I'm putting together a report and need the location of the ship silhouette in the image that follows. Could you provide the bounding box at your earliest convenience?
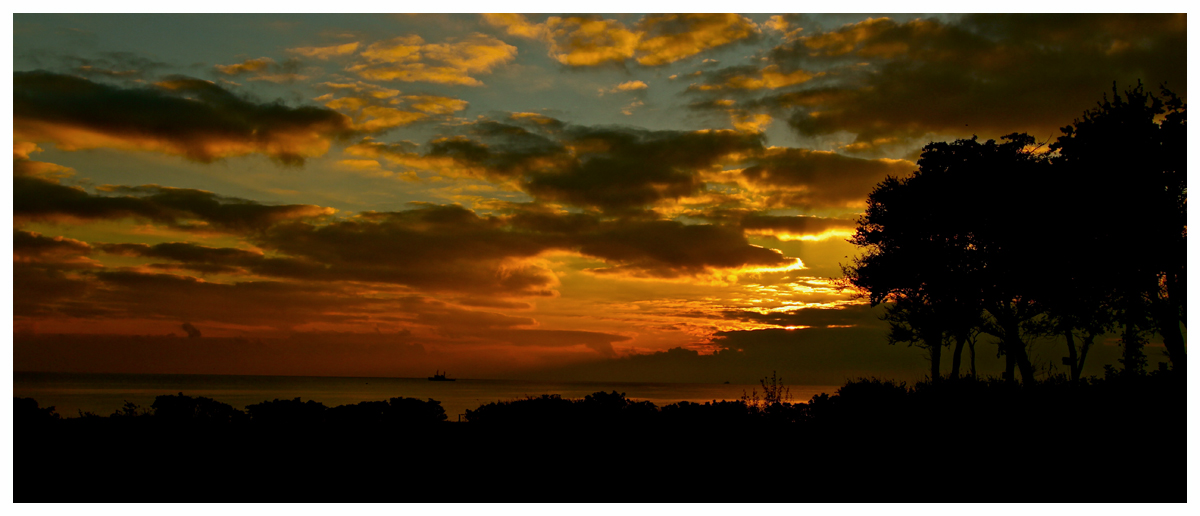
[427,370,456,382]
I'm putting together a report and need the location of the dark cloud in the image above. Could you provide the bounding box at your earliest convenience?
[694,14,1186,150]
[524,126,763,211]
[14,71,354,164]
[736,148,915,210]
[740,214,857,235]
[487,329,629,357]
[720,303,887,329]
[524,324,1135,386]
[98,242,264,266]
[14,332,428,377]
[364,118,767,212]
[256,204,560,296]
[62,51,168,80]
[14,230,93,262]
[571,218,793,277]
[524,326,924,384]
[692,209,859,238]
[13,177,334,232]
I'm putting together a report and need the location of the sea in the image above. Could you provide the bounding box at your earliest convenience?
[13,371,839,421]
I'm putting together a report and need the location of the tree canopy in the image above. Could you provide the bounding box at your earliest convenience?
[843,83,1186,383]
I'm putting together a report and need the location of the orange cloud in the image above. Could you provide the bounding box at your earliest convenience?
[599,80,648,95]
[634,13,760,66]
[350,33,517,86]
[288,42,360,59]
[214,57,274,75]
[486,14,759,67]
[316,87,468,133]
[691,65,820,91]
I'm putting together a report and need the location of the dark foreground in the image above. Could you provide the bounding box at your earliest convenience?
[15,374,1184,502]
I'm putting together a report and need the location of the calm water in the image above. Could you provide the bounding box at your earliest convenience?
[13,372,838,420]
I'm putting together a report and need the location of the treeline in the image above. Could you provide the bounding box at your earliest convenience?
[15,370,1181,432]
[14,372,1183,501]
[15,392,449,428]
[843,83,1186,383]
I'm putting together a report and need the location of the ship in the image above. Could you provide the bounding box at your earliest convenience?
[427,370,456,382]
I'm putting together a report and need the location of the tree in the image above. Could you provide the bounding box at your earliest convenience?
[844,83,1185,383]
[1050,82,1186,376]
[844,134,1045,383]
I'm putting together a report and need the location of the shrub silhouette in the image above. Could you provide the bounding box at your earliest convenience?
[324,397,447,426]
[151,392,246,425]
[245,397,328,426]
[465,391,660,426]
[14,397,60,425]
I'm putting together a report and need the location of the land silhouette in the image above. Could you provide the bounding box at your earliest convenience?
[13,85,1184,502]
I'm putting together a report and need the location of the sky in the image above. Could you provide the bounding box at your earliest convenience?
[9,11,1187,383]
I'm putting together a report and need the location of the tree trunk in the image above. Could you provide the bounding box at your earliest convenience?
[1000,317,1035,384]
[1064,328,1080,382]
[1009,334,1035,384]
[950,332,966,379]
[1078,333,1095,379]
[924,327,942,382]
[1153,298,1186,375]
[1004,351,1015,381]
[969,336,977,378]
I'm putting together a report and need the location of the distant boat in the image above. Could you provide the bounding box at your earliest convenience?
[428,370,456,382]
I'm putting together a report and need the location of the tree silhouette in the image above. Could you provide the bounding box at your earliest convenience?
[844,83,1185,382]
[1049,82,1186,376]
[844,134,1045,383]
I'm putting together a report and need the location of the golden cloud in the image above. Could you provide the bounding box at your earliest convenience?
[544,16,640,66]
[214,57,275,75]
[600,80,649,95]
[316,87,468,132]
[634,13,760,66]
[486,14,759,67]
[350,33,517,86]
[288,42,361,59]
[692,65,820,91]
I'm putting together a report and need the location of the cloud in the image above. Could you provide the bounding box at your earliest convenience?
[72,198,801,288]
[349,33,517,86]
[214,57,275,75]
[60,51,168,80]
[13,142,75,181]
[14,71,354,164]
[14,230,96,266]
[720,303,885,329]
[14,177,335,232]
[731,147,915,210]
[566,218,796,278]
[688,64,820,92]
[485,14,759,67]
[486,329,629,357]
[541,16,641,67]
[633,13,760,66]
[599,80,648,95]
[761,14,806,41]
[254,204,561,296]
[695,209,859,241]
[351,115,915,213]
[386,117,766,212]
[312,82,468,133]
[526,325,933,385]
[743,14,1187,147]
[288,42,360,59]
[14,332,427,377]
[213,57,311,83]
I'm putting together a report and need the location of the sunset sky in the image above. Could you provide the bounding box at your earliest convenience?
[11,12,1187,383]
